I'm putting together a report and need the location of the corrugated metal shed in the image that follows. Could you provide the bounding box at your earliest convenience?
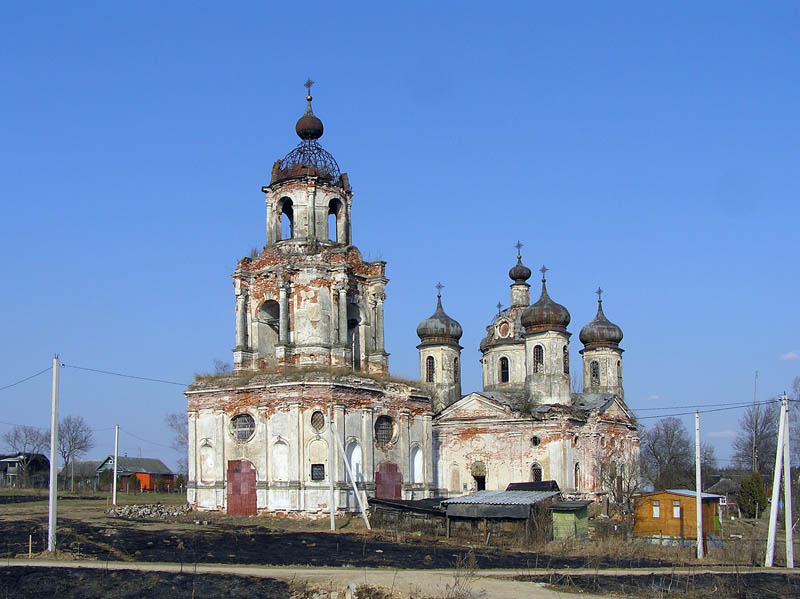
[443,490,559,519]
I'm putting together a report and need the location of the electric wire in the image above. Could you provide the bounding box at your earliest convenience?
[61,363,189,387]
[119,427,174,450]
[0,366,52,392]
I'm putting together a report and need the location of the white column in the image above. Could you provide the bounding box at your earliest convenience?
[338,288,348,345]
[375,296,385,353]
[279,286,289,345]
[235,293,247,349]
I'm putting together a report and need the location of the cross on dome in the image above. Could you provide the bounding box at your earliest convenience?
[304,77,314,100]
[596,287,603,302]
[515,240,523,258]
[496,301,503,314]
[436,282,444,297]
[540,265,548,281]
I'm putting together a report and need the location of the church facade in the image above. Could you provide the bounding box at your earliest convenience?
[185,86,638,514]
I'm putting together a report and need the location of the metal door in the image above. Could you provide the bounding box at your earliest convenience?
[227,459,257,516]
[375,462,402,500]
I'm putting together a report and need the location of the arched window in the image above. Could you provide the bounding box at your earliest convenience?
[426,356,435,383]
[345,441,362,483]
[574,463,581,490]
[410,446,424,484]
[562,345,569,374]
[280,199,294,240]
[616,360,622,386]
[328,198,341,242]
[453,357,460,383]
[590,360,600,386]
[530,463,543,482]
[533,345,544,374]
[499,357,509,383]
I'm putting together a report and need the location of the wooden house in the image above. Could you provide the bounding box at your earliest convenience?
[634,489,722,547]
[0,453,50,488]
[96,456,175,492]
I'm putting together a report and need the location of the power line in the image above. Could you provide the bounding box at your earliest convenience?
[635,399,780,420]
[62,364,188,387]
[634,400,768,411]
[0,366,52,392]
[119,427,174,450]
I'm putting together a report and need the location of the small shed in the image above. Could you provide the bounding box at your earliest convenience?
[442,490,559,544]
[634,489,722,547]
[550,500,592,539]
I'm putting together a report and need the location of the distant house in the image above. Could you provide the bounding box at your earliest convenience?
[0,453,50,488]
[706,478,739,517]
[634,489,722,548]
[96,456,175,492]
[58,460,101,490]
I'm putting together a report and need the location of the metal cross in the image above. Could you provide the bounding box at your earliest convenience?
[596,287,603,301]
[436,282,444,296]
[540,265,548,280]
[514,240,523,257]
[304,77,314,93]
[496,301,503,314]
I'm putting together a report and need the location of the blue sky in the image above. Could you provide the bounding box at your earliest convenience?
[1,2,798,470]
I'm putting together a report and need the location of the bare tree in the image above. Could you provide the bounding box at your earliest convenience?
[2,425,50,487]
[213,359,232,375]
[598,449,642,511]
[58,415,95,491]
[731,401,779,473]
[640,417,694,490]
[165,413,188,475]
[790,377,800,468]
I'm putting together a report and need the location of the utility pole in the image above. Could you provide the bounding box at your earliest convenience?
[47,355,60,553]
[327,408,335,531]
[695,411,704,559]
[765,394,787,567]
[330,414,371,530]
[753,371,759,472]
[783,395,794,568]
[112,425,119,506]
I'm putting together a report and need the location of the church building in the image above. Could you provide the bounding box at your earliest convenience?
[185,84,638,514]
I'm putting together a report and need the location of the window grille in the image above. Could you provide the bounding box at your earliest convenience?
[563,345,569,374]
[533,345,544,373]
[311,411,325,432]
[531,463,543,482]
[311,464,325,481]
[231,414,255,442]
[374,416,393,446]
[590,361,600,386]
[426,356,435,383]
[617,360,622,386]
[499,357,509,383]
[453,357,459,383]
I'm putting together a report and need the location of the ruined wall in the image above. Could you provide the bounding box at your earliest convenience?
[186,375,435,513]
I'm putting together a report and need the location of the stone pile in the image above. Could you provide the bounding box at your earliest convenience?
[106,503,191,520]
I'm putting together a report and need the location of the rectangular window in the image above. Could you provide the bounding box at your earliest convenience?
[311,464,325,481]
[673,501,681,518]
[652,500,660,518]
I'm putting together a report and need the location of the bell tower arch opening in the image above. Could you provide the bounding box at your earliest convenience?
[279,198,294,240]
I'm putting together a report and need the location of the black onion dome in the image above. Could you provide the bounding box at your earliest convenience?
[521,268,570,332]
[417,295,463,343]
[509,257,532,284]
[579,296,623,348]
[295,95,324,140]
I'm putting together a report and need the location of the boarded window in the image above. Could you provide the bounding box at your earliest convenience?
[311,464,325,481]
[499,357,509,382]
[533,345,544,373]
[374,416,393,446]
[426,356,435,382]
[652,500,660,518]
[311,410,325,431]
[231,414,255,442]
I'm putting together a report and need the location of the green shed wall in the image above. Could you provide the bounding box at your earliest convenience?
[552,509,588,539]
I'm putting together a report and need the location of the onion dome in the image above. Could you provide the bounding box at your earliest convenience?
[520,266,571,332]
[508,241,532,284]
[295,94,324,140]
[579,288,623,348]
[417,284,463,345]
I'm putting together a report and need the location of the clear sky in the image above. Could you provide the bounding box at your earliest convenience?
[1,2,798,471]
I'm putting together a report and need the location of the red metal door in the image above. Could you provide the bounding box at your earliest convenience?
[375,462,402,500]
[227,460,257,516]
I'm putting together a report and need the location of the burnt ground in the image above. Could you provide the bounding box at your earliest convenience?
[0,517,673,570]
[0,567,291,599]
[519,572,800,599]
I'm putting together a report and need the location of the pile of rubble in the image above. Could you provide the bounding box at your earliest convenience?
[106,503,191,521]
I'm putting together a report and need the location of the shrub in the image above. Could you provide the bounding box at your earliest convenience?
[738,472,767,518]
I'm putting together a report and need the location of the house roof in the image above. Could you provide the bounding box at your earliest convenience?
[442,490,559,506]
[639,489,723,500]
[506,481,560,492]
[58,460,101,478]
[550,500,593,511]
[98,456,173,475]
[706,478,739,494]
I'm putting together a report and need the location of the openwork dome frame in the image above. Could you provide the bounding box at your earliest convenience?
[275,139,341,183]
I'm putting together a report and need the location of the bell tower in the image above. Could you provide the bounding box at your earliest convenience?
[233,81,388,374]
